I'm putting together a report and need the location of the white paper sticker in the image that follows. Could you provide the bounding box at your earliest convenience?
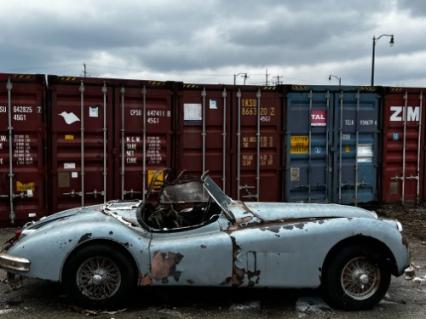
[71,172,79,178]
[89,106,99,118]
[209,99,218,109]
[184,103,202,121]
[28,212,37,218]
[64,162,76,169]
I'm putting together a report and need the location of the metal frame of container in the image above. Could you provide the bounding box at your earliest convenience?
[0,73,46,225]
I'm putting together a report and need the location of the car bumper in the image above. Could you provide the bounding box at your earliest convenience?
[0,253,31,272]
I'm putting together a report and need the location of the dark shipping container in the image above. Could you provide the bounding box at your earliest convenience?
[113,79,174,200]
[381,87,424,203]
[285,85,380,205]
[231,86,283,201]
[0,74,46,224]
[48,76,115,213]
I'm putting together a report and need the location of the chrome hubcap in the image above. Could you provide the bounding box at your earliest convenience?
[76,256,121,300]
[340,256,381,301]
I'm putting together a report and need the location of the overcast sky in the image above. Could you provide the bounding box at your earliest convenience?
[1,0,425,86]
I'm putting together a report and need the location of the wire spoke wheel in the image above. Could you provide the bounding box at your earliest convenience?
[76,256,122,301]
[340,256,381,301]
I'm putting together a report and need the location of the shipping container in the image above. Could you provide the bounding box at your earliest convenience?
[285,85,380,205]
[113,79,174,200]
[381,87,424,203]
[48,76,115,213]
[0,73,46,225]
[176,83,230,191]
[231,86,283,201]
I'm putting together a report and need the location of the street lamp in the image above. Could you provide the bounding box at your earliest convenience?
[371,34,394,86]
[233,73,248,85]
[328,74,342,86]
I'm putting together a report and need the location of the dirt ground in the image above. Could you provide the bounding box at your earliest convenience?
[0,206,425,319]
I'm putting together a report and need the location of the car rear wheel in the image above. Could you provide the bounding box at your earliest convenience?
[322,244,391,310]
[63,244,136,308]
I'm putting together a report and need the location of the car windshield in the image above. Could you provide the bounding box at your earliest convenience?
[137,172,234,231]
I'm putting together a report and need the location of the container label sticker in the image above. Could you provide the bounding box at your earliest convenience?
[184,103,202,121]
[392,132,399,141]
[64,162,76,169]
[290,135,309,154]
[290,167,300,182]
[59,111,80,125]
[71,172,78,178]
[89,106,99,118]
[390,106,420,122]
[357,144,373,163]
[14,134,33,165]
[311,110,326,126]
[147,169,164,188]
[58,172,70,188]
[342,134,351,141]
[16,181,35,192]
[209,99,218,109]
[28,212,37,218]
[64,134,74,141]
[344,145,351,153]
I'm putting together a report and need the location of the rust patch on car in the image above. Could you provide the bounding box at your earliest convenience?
[78,233,92,244]
[140,251,184,286]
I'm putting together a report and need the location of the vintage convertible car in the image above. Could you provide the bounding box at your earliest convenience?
[0,172,409,310]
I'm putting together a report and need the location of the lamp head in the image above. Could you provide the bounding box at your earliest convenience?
[389,34,395,47]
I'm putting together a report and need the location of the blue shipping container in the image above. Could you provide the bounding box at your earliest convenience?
[284,86,380,204]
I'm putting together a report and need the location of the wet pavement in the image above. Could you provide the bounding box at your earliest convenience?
[0,214,425,319]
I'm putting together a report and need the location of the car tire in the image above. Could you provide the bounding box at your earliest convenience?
[322,244,391,310]
[63,244,137,308]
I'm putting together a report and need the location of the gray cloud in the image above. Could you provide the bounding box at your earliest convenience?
[0,0,425,86]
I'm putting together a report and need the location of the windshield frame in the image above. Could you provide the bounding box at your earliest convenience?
[201,175,236,223]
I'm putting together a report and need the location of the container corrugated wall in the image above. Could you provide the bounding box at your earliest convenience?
[0,74,46,224]
[176,84,230,190]
[285,85,380,204]
[231,86,283,201]
[48,76,115,213]
[113,80,174,200]
[382,87,424,203]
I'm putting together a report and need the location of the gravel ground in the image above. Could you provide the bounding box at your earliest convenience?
[0,207,425,319]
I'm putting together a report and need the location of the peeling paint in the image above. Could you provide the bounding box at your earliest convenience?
[77,232,92,244]
[140,251,184,285]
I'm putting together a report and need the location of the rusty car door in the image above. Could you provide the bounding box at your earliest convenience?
[142,219,233,286]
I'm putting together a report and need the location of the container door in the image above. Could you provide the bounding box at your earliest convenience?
[177,85,230,192]
[114,82,173,200]
[49,77,114,213]
[382,89,424,203]
[0,74,46,225]
[285,90,333,202]
[333,90,379,204]
[232,87,282,202]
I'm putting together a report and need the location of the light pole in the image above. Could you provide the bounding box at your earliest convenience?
[233,73,248,85]
[328,74,342,86]
[371,34,394,86]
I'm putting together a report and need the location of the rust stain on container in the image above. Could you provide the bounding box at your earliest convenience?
[381,87,424,203]
[0,73,46,225]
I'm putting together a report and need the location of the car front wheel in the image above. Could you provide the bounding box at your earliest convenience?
[63,244,136,308]
[322,244,391,310]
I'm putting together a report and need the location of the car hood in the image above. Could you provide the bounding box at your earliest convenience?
[25,201,141,231]
[228,201,377,224]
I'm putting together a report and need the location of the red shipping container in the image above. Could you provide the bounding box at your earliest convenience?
[176,84,231,192]
[0,74,46,225]
[231,86,283,201]
[48,76,115,213]
[113,80,174,200]
[382,87,424,203]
